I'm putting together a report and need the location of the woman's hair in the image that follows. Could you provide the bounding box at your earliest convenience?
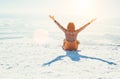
[67,22,75,32]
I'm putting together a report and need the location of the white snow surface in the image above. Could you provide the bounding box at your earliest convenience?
[0,18,120,79]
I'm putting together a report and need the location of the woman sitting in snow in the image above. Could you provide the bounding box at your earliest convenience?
[49,15,96,51]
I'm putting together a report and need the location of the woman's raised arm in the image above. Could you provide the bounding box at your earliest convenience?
[49,15,67,32]
[76,18,96,33]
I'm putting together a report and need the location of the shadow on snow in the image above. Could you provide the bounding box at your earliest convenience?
[42,50,116,66]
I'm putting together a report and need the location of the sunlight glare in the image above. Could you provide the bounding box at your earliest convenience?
[74,0,94,18]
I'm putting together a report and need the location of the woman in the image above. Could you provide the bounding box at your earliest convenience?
[49,15,96,51]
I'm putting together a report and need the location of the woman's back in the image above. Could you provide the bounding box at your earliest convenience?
[64,31,78,41]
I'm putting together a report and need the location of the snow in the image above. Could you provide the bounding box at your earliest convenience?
[0,18,120,79]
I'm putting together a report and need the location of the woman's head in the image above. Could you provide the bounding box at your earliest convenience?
[67,22,75,32]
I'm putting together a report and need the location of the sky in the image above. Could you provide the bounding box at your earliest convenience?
[0,0,120,19]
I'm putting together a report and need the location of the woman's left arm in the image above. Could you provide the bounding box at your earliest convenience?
[76,18,96,33]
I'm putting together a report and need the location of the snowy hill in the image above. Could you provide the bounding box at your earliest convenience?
[0,17,120,79]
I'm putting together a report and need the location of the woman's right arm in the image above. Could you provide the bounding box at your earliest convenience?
[49,15,67,32]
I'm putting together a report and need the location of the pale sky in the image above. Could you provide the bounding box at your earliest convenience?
[0,0,120,18]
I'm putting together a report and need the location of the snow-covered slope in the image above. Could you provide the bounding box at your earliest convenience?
[0,18,120,79]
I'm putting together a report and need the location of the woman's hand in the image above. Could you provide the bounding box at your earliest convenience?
[90,18,96,23]
[49,15,55,21]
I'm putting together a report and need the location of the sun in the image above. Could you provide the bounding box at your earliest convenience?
[77,0,91,9]
[74,0,93,17]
